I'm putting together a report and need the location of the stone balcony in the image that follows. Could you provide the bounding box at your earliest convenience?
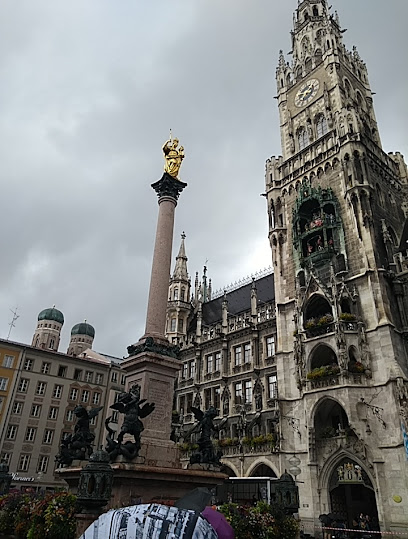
[306,372,366,391]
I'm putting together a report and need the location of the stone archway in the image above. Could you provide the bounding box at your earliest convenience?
[318,452,380,531]
[247,459,278,478]
[329,458,380,530]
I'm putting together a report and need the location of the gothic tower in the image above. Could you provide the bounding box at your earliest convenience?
[266,0,408,531]
[166,233,191,343]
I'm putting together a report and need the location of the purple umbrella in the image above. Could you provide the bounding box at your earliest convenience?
[202,507,235,539]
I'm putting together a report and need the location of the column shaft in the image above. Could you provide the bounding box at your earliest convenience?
[145,196,177,337]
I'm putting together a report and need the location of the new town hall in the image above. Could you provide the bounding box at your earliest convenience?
[171,0,408,532]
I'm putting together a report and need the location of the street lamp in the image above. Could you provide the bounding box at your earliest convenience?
[288,454,301,480]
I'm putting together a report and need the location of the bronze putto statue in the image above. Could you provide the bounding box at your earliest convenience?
[105,383,155,461]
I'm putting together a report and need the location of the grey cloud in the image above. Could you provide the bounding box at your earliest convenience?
[0,0,406,355]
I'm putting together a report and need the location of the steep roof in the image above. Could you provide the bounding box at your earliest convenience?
[201,272,275,326]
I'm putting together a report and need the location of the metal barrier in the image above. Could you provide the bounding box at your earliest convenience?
[300,523,408,538]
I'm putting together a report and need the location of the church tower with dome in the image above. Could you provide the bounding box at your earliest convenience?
[67,321,95,357]
[265,0,408,532]
[31,306,64,351]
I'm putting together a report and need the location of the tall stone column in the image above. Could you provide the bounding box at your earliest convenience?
[144,175,187,340]
[122,170,187,468]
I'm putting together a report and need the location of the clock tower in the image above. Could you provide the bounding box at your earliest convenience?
[266,0,408,531]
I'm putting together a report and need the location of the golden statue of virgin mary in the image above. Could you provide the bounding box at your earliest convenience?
[162,137,184,180]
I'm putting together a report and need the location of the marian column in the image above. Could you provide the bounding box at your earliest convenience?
[121,138,186,467]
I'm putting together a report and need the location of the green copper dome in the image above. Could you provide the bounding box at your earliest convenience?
[71,322,95,338]
[38,307,64,325]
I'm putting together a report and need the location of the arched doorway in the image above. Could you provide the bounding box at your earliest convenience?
[250,463,277,478]
[329,458,380,530]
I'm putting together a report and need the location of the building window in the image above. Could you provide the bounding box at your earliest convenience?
[95,373,103,385]
[48,407,58,420]
[214,387,221,409]
[186,393,193,412]
[298,127,309,151]
[173,288,179,300]
[12,401,23,414]
[74,369,82,381]
[189,361,195,379]
[37,455,49,473]
[234,346,242,366]
[1,453,11,465]
[53,385,63,399]
[6,425,18,440]
[111,372,118,383]
[58,366,67,378]
[234,382,243,403]
[214,352,221,372]
[268,375,278,399]
[18,454,30,472]
[120,374,126,385]
[182,363,188,379]
[178,319,184,332]
[111,410,119,423]
[69,388,79,401]
[25,427,36,442]
[43,430,54,444]
[170,318,177,332]
[206,355,213,374]
[41,362,50,374]
[0,377,9,391]
[180,287,186,301]
[66,409,75,422]
[266,336,275,357]
[49,338,55,349]
[31,404,42,417]
[3,355,14,368]
[316,115,328,138]
[244,343,251,364]
[23,359,33,371]
[17,378,29,393]
[92,392,101,405]
[244,380,252,404]
[204,388,211,410]
[36,381,47,396]
[85,371,93,383]
[90,415,97,426]
[81,390,90,403]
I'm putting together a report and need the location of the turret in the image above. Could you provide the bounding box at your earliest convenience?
[166,233,192,343]
[32,306,64,351]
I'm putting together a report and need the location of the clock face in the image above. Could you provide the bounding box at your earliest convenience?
[295,79,320,107]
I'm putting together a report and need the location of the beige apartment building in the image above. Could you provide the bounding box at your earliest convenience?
[0,307,125,491]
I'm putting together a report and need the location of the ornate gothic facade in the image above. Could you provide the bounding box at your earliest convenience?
[172,0,408,532]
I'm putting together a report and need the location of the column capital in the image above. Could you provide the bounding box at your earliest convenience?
[151,172,187,201]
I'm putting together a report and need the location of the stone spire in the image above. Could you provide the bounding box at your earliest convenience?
[172,232,188,281]
[166,233,192,343]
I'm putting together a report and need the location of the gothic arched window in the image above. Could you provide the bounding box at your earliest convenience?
[313,6,319,16]
[305,57,312,73]
[173,288,179,300]
[316,115,328,138]
[315,49,323,65]
[298,127,309,151]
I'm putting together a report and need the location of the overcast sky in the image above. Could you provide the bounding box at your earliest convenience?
[0,0,406,357]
